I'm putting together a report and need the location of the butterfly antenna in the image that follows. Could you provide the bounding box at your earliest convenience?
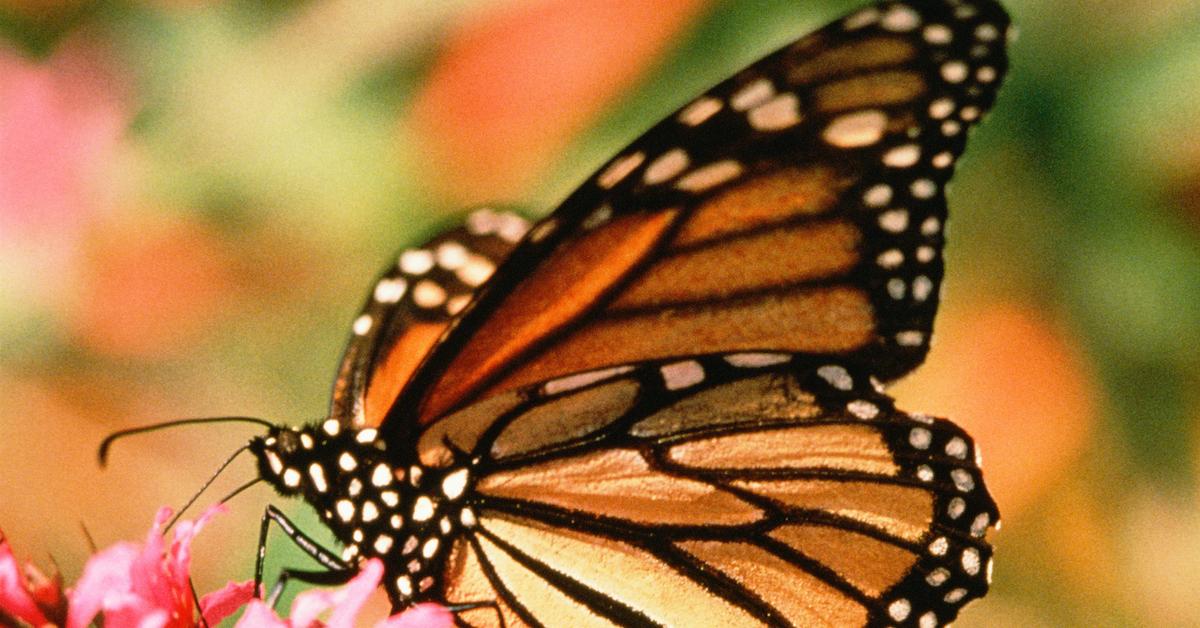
[163,444,252,533]
[217,478,262,506]
[98,416,274,467]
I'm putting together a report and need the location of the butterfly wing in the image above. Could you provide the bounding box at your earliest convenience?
[419,356,997,627]
[328,208,530,427]
[384,0,1011,432]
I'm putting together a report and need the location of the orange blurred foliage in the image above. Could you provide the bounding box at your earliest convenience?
[892,301,1099,517]
[409,0,712,205]
[66,216,235,359]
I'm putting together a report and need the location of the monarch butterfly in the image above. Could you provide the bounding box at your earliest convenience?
[110,0,1011,625]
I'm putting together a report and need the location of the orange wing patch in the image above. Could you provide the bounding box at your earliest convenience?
[362,321,446,427]
[420,209,680,421]
[478,449,764,526]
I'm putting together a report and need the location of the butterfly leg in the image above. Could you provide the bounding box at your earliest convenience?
[255,504,350,599]
[265,566,356,608]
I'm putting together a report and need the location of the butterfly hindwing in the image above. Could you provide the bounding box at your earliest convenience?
[386,0,1011,429]
[328,208,530,428]
[419,356,997,627]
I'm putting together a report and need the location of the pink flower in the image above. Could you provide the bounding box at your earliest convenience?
[0,506,452,627]
[0,532,68,626]
[226,559,453,628]
[65,504,246,628]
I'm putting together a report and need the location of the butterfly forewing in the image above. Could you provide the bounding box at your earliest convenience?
[328,208,530,428]
[424,356,997,627]
[387,0,1011,430]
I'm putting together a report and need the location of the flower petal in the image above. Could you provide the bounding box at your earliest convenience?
[0,538,50,626]
[325,559,383,628]
[290,559,384,628]
[233,599,289,628]
[200,580,255,625]
[66,543,140,628]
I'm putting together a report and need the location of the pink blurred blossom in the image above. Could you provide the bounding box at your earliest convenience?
[0,36,128,238]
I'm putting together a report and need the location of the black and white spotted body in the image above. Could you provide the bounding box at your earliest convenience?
[251,420,475,604]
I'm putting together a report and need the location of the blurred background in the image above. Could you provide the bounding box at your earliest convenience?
[1,0,1197,625]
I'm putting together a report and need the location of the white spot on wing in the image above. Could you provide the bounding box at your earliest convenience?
[496,213,530,243]
[877,249,904,269]
[883,144,921,168]
[923,24,952,44]
[661,360,705,390]
[913,276,934,302]
[748,93,802,131]
[353,314,373,336]
[676,160,744,192]
[643,149,690,185]
[399,249,435,275]
[863,184,893,207]
[730,78,775,111]
[435,241,469,270]
[373,278,407,304]
[542,365,635,395]
[441,468,470,500]
[842,7,879,31]
[880,5,921,32]
[929,98,956,119]
[879,209,909,233]
[457,256,495,287]
[911,179,938,199]
[598,152,645,189]
[817,365,854,391]
[941,61,969,83]
[724,353,790,368]
[823,110,887,148]
[847,400,880,420]
[962,547,981,575]
[678,96,723,126]
[413,280,447,309]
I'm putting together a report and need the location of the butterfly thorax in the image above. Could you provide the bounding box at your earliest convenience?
[250,420,476,604]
